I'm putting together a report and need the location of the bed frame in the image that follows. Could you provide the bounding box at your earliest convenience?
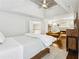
[31,48,50,59]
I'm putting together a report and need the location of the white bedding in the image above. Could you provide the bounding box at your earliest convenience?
[0,34,57,59]
[12,35,46,59]
[37,34,57,47]
[0,38,23,59]
[25,33,57,47]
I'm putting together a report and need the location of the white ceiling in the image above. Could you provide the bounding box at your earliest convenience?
[0,0,78,19]
[55,0,78,13]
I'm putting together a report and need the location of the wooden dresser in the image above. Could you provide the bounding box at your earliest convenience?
[66,12,79,52]
[66,29,78,52]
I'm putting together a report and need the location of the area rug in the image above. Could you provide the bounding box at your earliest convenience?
[42,46,68,59]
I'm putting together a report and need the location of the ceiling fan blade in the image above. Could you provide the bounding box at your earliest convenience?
[31,0,42,6]
[46,0,57,8]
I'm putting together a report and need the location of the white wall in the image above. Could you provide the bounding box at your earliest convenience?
[0,11,25,36]
[0,11,42,37]
[42,14,75,33]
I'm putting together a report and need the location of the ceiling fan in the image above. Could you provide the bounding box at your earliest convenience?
[42,0,48,9]
[31,0,57,9]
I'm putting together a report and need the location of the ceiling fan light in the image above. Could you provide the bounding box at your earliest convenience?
[42,4,47,8]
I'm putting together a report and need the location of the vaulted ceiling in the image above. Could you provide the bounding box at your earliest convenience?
[0,0,78,19]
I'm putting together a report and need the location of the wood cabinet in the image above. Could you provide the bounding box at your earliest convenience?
[66,29,78,52]
[66,13,79,52]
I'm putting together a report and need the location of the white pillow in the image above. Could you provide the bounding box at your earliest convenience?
[25,33,38,38]
[0,32,5,43]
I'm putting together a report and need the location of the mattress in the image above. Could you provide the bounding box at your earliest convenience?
[12,35,46,59]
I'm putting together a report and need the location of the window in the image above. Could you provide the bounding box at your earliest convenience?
[29,21,42,34]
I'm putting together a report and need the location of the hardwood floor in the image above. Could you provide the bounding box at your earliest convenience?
[54,33,78,59]
[66,51,78,59]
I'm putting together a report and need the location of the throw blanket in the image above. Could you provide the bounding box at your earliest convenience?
[25,33,57,47]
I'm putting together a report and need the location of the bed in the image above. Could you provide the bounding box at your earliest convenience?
[0,38,23,59]
[0,34,57,59]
